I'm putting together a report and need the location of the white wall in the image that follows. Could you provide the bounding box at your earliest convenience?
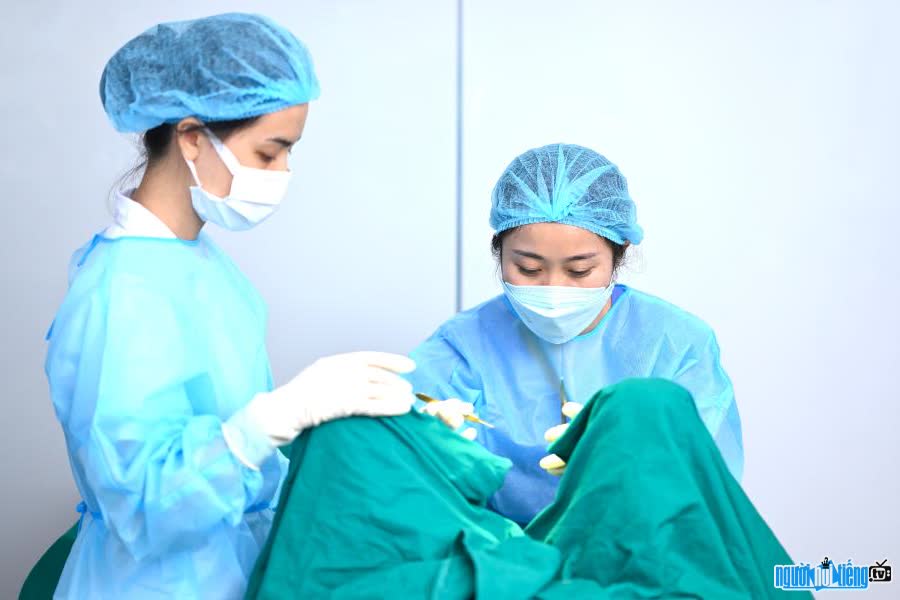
[0,1,457,595]
[461,0,900,586]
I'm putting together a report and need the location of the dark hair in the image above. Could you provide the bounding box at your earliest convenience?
[140,116,261,166]
[112,116,262,196]
[491,227,628,274]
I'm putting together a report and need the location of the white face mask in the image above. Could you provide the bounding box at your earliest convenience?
[185,129,292,231]
[502,280,616,344]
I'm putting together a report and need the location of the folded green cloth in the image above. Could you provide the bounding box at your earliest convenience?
[19,524,78,600]
[247,378,807,599]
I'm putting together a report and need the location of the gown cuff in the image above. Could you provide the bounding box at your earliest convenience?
[222,408,276,470]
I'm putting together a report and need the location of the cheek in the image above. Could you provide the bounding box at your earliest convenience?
[581,264,615,287]
[500,258,523,285]
[504,270,531,286]
[274,155,290,172]
[193,150,234,197]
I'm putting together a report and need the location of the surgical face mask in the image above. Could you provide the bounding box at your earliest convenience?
[502,280,616,344]
[185,129,292,231]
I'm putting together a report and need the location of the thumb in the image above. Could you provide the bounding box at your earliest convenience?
[544,423,569,443]
[562,401,583,419]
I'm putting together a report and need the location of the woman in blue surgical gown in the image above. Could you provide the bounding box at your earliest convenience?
[44,13,417,599]
[409,144,744,525]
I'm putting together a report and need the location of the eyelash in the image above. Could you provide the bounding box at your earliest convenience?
[257,153,276,163]
[516,266,594,278]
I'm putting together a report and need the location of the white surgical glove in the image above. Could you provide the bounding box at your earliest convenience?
[223,351,416,468]
[538,401,583,476]
[421,398,478,441]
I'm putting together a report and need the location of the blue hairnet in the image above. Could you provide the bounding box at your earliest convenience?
[100,13,320,133]
[490,144,644,245]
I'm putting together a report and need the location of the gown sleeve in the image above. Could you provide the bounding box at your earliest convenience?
[408,329,485,411]
[46,274,279,561]
[671,331,744,480]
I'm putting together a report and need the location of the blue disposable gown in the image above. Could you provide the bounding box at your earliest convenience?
[45,234,287,599]
[408,285,743,525]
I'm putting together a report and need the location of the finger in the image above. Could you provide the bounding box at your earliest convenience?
[270,431,297,445]
[460,428,477,441]
[366,367,414,393]
[269,424,302,444]
[365,395,415,417]
[353,351,417,374]
[562,402,583,419]
[379,388,417,406]
[362,380,416,405]
[544,423,569,443]
[438,399,475,430]
[436,408,464,430]
[539,453,566,474]
[441,399,475,414]
[416,395,458,405]
[366,382,414,405]
[547,465,567,476]
[421,401,441,416]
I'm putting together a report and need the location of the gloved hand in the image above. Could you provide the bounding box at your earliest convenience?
[223,352,416,468]
[420,398,478,441]
[538,401,583,476]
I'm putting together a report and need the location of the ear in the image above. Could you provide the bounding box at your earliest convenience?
[175,117,205,162]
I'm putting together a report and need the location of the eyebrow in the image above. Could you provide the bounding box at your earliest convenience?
[512,250,545,260]
[511,249,598,262]
[266,136,298,148]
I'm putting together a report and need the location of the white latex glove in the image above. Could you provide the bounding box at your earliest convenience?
[538,401,583,476]
[223,352,416,468]
[421,398,478,441]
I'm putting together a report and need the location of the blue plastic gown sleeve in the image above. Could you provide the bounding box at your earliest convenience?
[408,332,484,411]
[49,275,275,561]
[671,332,744,480]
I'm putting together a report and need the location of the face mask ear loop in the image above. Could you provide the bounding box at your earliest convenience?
[204,128,242,174]
[181,124,230,189]
[185,157,204,187]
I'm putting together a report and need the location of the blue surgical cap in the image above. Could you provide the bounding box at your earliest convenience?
[100,13,320,133]
[490,144,643,245]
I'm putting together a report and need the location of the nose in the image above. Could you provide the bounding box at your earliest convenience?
[546,269,568,287]
[273,152,291,172]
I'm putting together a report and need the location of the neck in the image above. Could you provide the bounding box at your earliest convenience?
[131,157,204,240]
[579,295,614,336]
